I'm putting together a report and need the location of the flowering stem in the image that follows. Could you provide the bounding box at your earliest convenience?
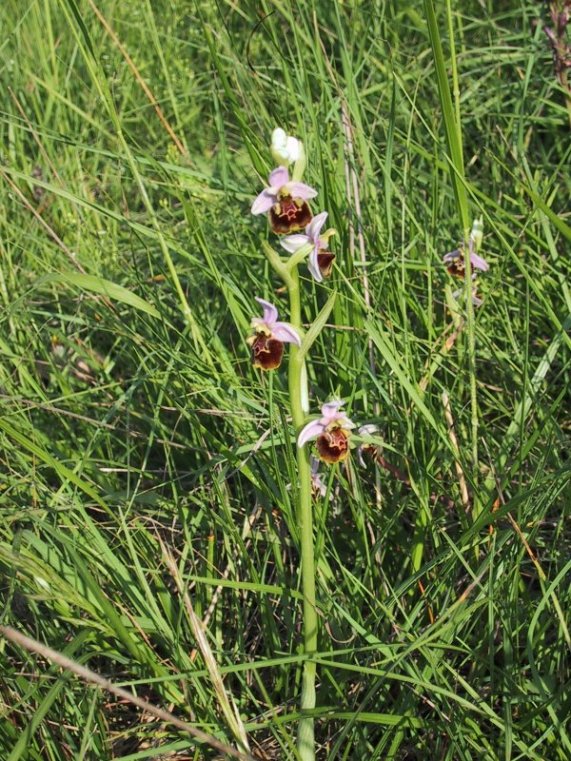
[464,237,479,508]
[287,266,317,761]
[261,241,295,290]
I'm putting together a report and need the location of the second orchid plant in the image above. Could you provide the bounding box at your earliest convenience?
[247,128,355,761]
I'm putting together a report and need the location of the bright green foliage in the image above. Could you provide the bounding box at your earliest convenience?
[0,1,570,759]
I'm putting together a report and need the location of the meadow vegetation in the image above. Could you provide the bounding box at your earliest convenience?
[0,1,570,759]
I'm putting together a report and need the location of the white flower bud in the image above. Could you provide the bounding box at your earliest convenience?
[470,217,484,251]
[271,128,301,166]
[271,127,286,147]
[285,135,300,162]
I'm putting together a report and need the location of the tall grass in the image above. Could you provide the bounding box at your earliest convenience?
[1,0,570,759]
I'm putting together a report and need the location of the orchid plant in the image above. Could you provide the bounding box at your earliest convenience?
[245,129,489,761]
[443,217,490,309]
[246,129,355,761]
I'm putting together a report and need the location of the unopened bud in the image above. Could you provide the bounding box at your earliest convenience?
[470,218,484,251]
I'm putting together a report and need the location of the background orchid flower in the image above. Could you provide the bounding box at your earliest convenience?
[251,166,317,234]
[281,211,336,282]
[271,128,301,166]
[310,455,328,498]
[298,400,355,463]
[355,423,380,467]
[247,297,301,371]
[443,241,489,279]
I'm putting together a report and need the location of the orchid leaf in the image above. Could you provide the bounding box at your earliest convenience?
[298,291,337,361]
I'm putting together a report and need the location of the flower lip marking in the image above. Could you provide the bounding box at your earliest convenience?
[248,297,301,371]
[251,167,317,234]
[281,211,336,282]
[269,196,313,235]
[316,427,350,464]
[250,333,284,370]
[297,400,355,463]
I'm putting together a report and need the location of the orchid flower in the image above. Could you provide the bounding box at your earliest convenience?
[251,166,317,234]
[310,455,328,498]
[281,211,336,282]
[355,424,380,468]
[247,297,301,371]
[271,128,301,166]
[443,240,489,279]
[444,218,489,278]
[298,400,355,463]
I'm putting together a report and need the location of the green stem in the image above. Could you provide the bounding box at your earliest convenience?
[464,238,479,486]
[292,143,307,183]
[287,267,317,761]
[261,241,295,289]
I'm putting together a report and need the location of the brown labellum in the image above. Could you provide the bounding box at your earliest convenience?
[316,428,350,463]
[250,332,284,370]
[317,251,335,278]
[446,259,466,279]
[269,195,312,234]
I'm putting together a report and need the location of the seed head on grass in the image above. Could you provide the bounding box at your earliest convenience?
[542,2,571,82]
